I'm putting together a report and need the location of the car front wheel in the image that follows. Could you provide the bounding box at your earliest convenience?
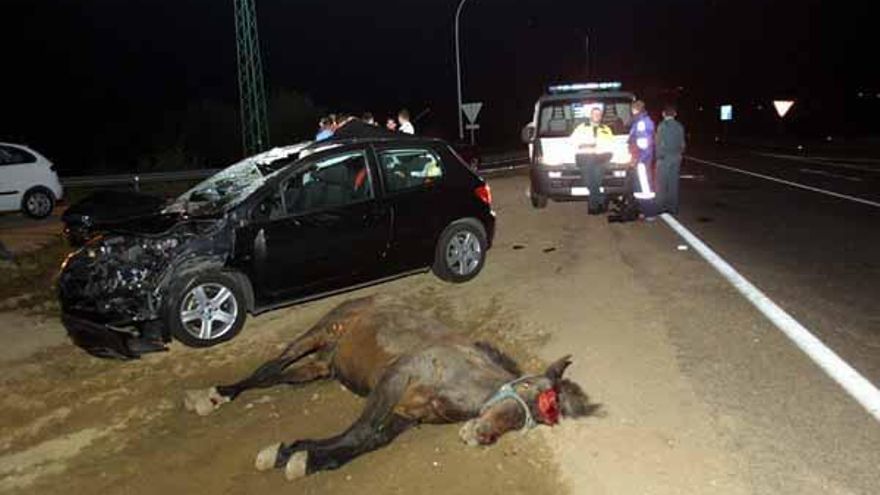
[22,188,55,219]
[529,188,548,209]
[165,272,247,348]
[432,219,488,283]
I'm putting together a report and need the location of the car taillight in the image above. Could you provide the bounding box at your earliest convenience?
[475,184,492,206]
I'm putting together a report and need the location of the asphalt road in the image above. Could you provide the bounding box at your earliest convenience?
[678,147,880,388]
[1,161,879,493]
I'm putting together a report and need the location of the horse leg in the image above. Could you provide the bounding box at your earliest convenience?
[183,331,331,416]
[255,370,415,480]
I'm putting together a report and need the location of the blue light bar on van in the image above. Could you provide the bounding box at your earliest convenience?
[548,82,623,93]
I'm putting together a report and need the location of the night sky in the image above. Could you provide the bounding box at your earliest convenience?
[1,0,871,174]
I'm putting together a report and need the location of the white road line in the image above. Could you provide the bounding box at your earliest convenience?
[799,168,863,182]
[755,153,880,173]
[661,213,880,422]
[688,156,880,209]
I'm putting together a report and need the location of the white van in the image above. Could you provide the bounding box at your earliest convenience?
[521,82,636,209]
[0,143,64,218]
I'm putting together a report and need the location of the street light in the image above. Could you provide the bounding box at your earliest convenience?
[455,0,470,141]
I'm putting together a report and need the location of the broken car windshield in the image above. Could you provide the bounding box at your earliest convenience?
[167,146,305,217]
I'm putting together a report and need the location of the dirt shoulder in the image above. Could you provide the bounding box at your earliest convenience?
[3,173,877,494]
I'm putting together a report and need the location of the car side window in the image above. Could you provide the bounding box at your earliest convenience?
[378,149,444,193]
[282,150,373,215]
[0,146,37,166]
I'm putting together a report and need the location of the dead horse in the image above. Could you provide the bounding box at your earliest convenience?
[183,296,598,481]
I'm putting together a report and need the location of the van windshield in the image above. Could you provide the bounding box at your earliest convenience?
[537,98,633,137]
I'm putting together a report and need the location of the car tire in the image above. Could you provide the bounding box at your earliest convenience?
[164,271,247,348]
[530,190,548,209]
[22,187,55,219]
[432,219,488,283]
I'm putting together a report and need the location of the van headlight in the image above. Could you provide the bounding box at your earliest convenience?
[610,149,632,165]
[537,155,566,166]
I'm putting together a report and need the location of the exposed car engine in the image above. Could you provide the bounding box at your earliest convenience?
[59,218,232,325]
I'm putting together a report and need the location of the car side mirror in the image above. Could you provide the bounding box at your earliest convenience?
[521,124,536,144]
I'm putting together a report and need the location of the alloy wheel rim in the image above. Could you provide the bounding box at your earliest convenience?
[445,231,482,276]
[27,193,51,216]
[180,283,238,340]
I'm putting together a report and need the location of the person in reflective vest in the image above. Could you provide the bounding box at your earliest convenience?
[572,106,614,213]
[627,100,657,218]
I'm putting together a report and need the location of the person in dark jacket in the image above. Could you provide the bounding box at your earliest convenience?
[655,105,686,214]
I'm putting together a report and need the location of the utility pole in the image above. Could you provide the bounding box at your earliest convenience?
[455,0,470,142]
[585,34,589,77]
[234,0,270,156]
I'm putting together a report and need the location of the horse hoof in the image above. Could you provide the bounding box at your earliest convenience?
[183,387,227,416]
[255,443,282,471]
[459,420,480,447]
[284,451,308,481]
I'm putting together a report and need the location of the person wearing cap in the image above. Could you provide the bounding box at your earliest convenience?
[655,105,686,214]
[627,100,657,219]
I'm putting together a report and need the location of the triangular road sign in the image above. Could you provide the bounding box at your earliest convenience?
[461,102,483,124]
[773,100,795,118]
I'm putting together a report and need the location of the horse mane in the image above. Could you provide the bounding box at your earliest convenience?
[473,341,523,377]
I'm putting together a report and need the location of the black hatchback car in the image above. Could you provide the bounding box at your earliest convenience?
[58,135,495,358]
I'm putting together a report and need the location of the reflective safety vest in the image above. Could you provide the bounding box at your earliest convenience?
[571,122,614,154]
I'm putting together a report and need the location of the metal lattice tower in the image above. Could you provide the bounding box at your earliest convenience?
[234,0,270,156]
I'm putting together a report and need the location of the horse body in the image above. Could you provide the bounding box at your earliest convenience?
[184,296,595,481]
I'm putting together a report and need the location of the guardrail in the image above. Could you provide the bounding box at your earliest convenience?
[59,150,531,189]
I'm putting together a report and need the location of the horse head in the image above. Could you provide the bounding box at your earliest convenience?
[458,355,599,446]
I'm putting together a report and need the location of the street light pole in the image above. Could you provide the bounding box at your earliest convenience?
[585,34,589,77]
[455,0,470,141]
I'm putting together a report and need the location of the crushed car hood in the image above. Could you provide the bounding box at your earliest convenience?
[62,190,167,225]
[105,212,208,237]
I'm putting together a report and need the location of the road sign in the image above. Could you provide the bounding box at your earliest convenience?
[465,124,480,130]
[773,100,794,118]
[461,102,483,124]
[720,104,733,121]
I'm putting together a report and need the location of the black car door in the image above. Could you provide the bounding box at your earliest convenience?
[373,145,448,270]
[249,147,392,303]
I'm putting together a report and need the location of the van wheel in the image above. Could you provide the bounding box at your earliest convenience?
[165,272,247,348]
[530,190,548,209]
[22,188,55,219]
[432,219,488,283]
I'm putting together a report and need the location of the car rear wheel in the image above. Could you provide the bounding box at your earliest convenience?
[165,272,247,348]
[432,219,488,283]
[22,188,55,219]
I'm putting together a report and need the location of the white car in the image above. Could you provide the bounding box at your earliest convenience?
[0,143,64,218]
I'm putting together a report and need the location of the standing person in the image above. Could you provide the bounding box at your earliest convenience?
[571,106,614,214]
[315,116,334,141]
[627,100,657,219]
[398,109,415,135]
[386,117,398,132]
[655,105,686,214]
[362,112,377,126]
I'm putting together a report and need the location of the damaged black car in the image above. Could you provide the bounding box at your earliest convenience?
[58,136,495,359]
